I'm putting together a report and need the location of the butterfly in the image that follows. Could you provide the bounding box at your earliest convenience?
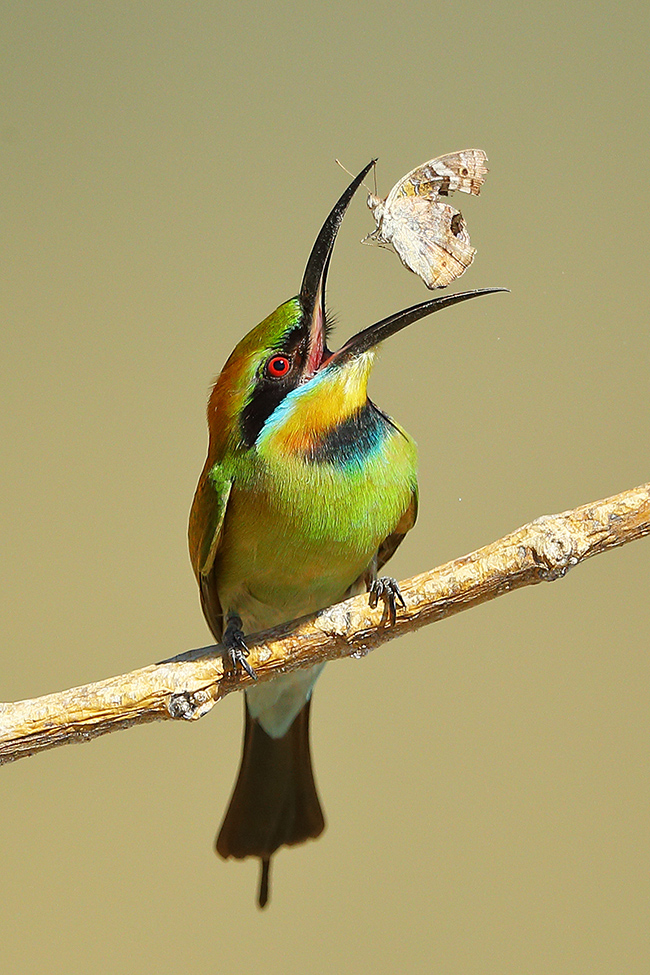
[364,149,488,289]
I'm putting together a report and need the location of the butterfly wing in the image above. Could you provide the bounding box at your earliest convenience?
[385,149,488,209]
[381,196,476,289]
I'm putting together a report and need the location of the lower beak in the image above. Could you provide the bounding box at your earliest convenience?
[327,288,509,365]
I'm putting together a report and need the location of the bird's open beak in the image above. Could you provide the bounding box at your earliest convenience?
[300,161,507,372]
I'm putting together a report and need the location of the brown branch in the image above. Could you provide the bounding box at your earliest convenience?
[1,482,648,766]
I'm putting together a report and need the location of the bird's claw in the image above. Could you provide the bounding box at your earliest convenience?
[229,643,257,681]
[223,617,258,680]
[368,576,406,625]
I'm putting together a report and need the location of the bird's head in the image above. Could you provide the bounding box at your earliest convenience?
[207,160,504,458]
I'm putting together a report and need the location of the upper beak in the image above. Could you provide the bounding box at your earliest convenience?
[299,159,376,374]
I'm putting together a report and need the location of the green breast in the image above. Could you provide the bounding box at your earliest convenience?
[214,405,417,628]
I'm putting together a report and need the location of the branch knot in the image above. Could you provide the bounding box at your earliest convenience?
[531,517,577,581]
[167,689,212,721]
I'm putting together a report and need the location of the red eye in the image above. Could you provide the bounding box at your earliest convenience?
[266,355,292,378]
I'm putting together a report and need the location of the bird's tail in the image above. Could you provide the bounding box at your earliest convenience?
[216,696,325,907]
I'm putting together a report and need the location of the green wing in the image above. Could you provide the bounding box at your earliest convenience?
[188,462,233,640]
[376,486,418,572]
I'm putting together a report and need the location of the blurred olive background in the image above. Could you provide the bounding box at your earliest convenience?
[2,2,649,973]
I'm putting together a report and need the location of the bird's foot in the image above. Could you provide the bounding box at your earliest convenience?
[368,576,406,625]
[223,615,257,680]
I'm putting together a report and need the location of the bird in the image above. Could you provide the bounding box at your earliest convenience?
[188,159,503,907]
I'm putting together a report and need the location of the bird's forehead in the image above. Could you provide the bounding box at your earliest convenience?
[238,297,304,355]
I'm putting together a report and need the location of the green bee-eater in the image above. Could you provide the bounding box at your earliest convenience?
[189,160,501,907]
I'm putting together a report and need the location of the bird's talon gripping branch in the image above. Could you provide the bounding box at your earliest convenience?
[223,616,258,680]
[369,576,406,625]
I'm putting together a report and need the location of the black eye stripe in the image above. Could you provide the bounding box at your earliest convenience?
[241,352,300,447]
[240,327,309,448]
